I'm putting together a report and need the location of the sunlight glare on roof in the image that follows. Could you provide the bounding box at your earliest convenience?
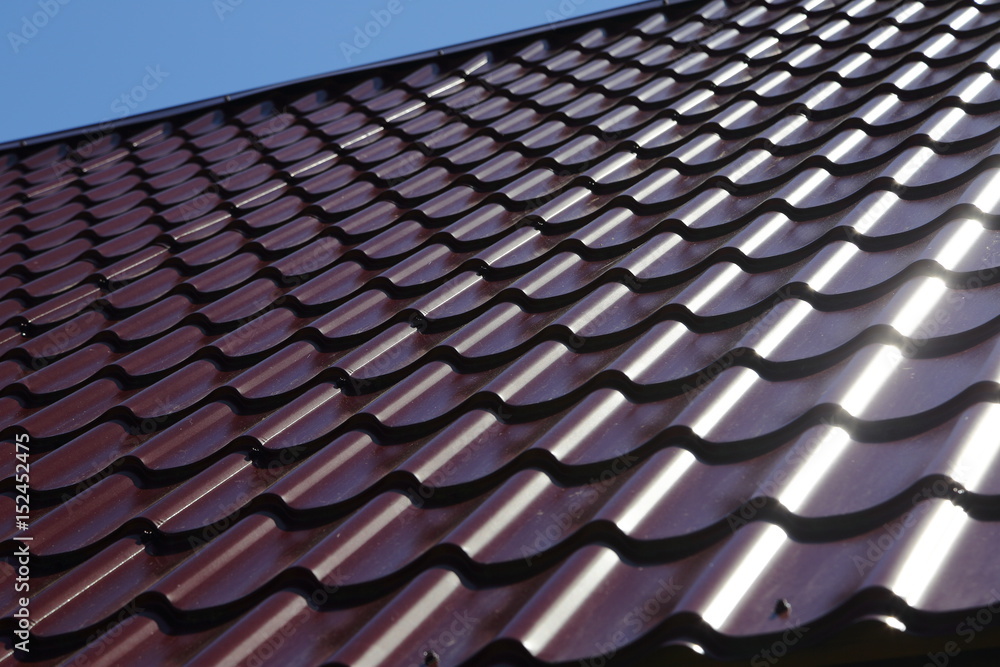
[886,277,947,338]
[945,403,1000,487]
[521,549,621,653]
[689,367,759,438]
[888,502,967,607]
[616,449,697,533]
[777,428,851,514]
[838,345,903,416]
[970,170,1000,213]
[702,524,788,628]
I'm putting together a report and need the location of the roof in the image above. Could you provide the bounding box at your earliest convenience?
[4,0,1000,664]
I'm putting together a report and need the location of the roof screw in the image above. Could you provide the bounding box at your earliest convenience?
[409,313,428,332]
[423,650,439,666]
[774,598,791,616]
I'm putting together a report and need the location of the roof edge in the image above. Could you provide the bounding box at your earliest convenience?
[0,0,692,153]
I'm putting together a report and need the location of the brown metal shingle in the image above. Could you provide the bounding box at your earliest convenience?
[6,0,1000,664]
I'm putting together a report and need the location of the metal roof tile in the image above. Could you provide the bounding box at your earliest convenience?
[13,0,1000,663]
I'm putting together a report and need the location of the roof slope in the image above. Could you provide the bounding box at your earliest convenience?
[4,0,1000,664]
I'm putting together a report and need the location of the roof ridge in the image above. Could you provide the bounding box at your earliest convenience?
[0,0,684,153]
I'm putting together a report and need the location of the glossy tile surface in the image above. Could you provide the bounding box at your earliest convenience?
[4,0,1000,664]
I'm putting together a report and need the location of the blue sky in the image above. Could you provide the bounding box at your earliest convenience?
[0,0,636,144]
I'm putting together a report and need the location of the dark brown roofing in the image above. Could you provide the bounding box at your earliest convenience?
[4,0,1000,664]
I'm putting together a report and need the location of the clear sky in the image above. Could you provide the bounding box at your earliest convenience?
[0,0,637,144]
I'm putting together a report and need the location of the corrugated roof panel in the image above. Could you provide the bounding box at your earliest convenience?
[7,0,1000,663]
